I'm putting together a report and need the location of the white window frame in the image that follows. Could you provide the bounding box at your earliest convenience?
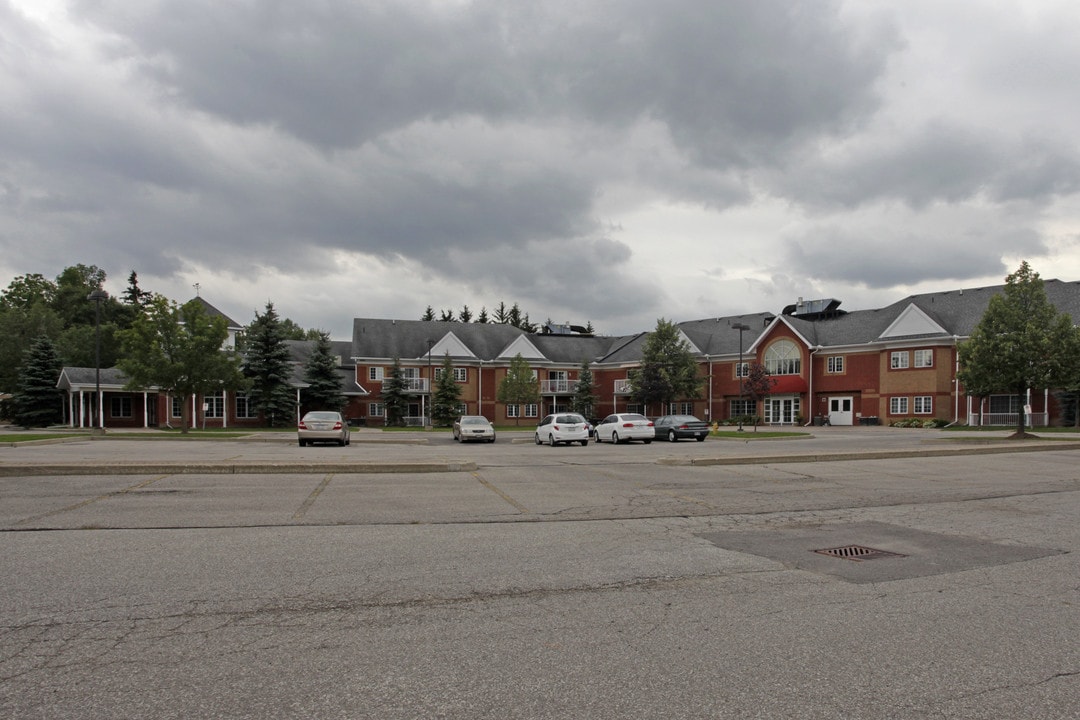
[507,404,520,418]
[524,403,538,418]
[914,349,933,368]
[827,356,844,374]
[890,396,909,415]
[914,396,933,414]
[453,368,467,382]
[764,340,801,375]
[891,351,909,369]
[369,402,385,417]
[171,396,183,419]
[368,367,384,381]
[204,391,225,419]
[735,362,749,378]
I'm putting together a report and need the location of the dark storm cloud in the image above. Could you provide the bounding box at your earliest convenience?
[780,223,1045,288]
[772,122,1080,210]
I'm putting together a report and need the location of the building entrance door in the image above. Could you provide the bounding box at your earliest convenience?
[766,396,801,425]
[828,397,853,426]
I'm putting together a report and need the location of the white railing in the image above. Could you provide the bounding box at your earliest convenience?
[968,412,1047,427]
[403,378,430,393]
[613,379,631,394]
[541,379,579,394]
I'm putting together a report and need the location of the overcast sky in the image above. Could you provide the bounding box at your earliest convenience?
[3,0,1079,338]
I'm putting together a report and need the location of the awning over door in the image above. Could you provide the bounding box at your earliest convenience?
[770,375,808,393]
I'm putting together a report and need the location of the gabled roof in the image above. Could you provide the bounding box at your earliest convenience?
[879,304,948,340]
[351,319,528,361]
[57,367,133,391]
[187,296,242,329]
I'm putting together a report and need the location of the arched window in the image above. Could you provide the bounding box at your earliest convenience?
[764,340,801,376]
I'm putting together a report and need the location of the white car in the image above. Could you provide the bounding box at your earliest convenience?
[535,413,590,446]
[593,413,654,444]
[453,415,496,443]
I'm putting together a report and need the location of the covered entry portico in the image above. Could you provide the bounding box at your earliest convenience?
[56,367,159,429]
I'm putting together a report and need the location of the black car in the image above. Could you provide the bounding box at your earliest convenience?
[653,415,709,442]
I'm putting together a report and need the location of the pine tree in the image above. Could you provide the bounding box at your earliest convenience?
[10,334,64,427]
[121,271,151,307]
[302,331,346,412]
[476,307,490,324]
[458,305,473,323]
[570,360,597,420]
[438,309,457,322]
[382,358,409,427]
[431,353,463,427]
[242,302,296,427]
[421,306,436,321]
[493,302,510,324]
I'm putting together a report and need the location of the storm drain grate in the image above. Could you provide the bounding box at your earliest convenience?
[813,545,906,562]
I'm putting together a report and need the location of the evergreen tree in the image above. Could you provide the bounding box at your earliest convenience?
[421,306,436,321]
[302,331,346,412]
[431,353,463,427]
[242,302,296,427]
[121,271,152,307]
[10,334,64,427]
[958,261,1080,437]
[0,303,63,393]
[585,320,595,335]
[627,318,702,415]
[458,305,473,323]
[497,353,539,426]
[507,303,523,328]
[119,295,244,434]
[493,302,510,324]
[382,358,409,426]
[570,360,597,419]
[476,307,490,324]
[439,308,458,322]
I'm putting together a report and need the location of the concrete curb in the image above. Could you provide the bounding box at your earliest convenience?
[657,440,1080,466]
[0,461,479,477]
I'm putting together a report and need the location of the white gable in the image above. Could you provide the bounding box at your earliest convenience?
[427,331,477,359]
[498,334,546,360]
[677,329,702,354]
[879,304,947,339]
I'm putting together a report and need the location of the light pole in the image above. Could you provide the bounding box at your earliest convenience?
[732,322,750,432]
[88,288,109,431]
[426,338,434,428]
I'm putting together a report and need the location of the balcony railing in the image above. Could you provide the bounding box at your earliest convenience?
[403,378,430,393]
[968,412,1046,427]
[540,379,579,394]
[613,379,631,395]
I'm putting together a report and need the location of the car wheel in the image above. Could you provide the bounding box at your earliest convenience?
[338,438,346,446]
[535,433,542,445]
[580,439,588,446]
[548,433,556,446]
[298,439,305,447]
[643,439,652,444]
[668,430,678,442]
[612,431,620,444]
[346,437,351,446]
[489,436,496,443]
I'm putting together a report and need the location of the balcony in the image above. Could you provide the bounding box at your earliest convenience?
[403,378,430,393]
[540,379,579,394]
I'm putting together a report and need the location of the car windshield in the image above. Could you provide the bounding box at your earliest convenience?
[305,412,339,421]
[556,415,584,423]
[461,417,488,425]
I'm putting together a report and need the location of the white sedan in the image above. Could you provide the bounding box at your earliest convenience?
[593,413,654,444]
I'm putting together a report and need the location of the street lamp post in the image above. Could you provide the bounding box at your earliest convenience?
[87,288,109,431]
[426,338,434,428]
[732,322,750,432]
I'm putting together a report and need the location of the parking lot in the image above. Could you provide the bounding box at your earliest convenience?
[2,429,1079,718]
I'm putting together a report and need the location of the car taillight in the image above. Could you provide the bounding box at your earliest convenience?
[622,422,633,427]
[553,425,560,430]
[647,421,654,427]
[678,424,688,429]
[333,422,342,430]
[298,422,307,430]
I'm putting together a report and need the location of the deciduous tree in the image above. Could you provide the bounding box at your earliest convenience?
[627,318,702,415]
[118,295,244,433]
[958,261,1080,437]
[497,353,538,426]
